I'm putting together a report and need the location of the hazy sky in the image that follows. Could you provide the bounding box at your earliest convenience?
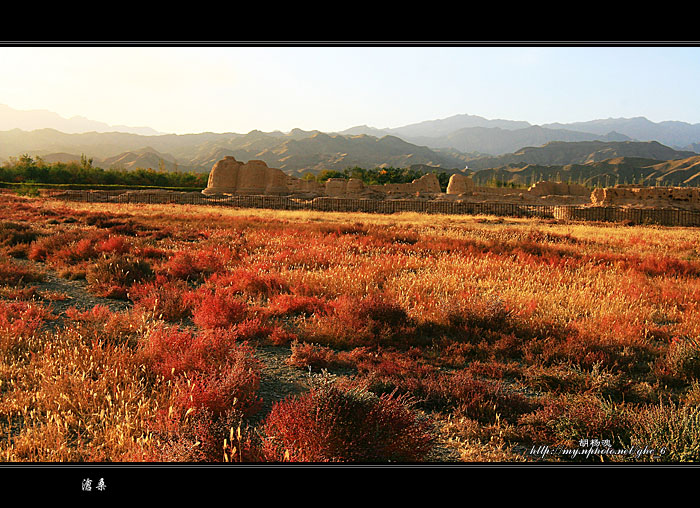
[1,44,699,134]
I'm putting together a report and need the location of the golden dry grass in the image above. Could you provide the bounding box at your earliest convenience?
[2,195,700,462]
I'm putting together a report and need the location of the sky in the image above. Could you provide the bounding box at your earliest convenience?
[1,44,699,135]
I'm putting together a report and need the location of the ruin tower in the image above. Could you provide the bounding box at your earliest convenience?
[446,174,475,194]
[202,156,241,195]
[202,157,291,195]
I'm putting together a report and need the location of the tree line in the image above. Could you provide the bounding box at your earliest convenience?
[303,166,454,192]
[0,154,209,190]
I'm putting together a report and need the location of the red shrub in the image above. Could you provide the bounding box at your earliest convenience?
[191,287,249,329]
[85,254,154,299]
[518,393,631,449]
[45,231,109,265]
[65,304,113,324]
[271,246,333,270]
[141,325,245,379]
[0,285,38,300]
[0,256,44,286]
[653,337,700,386]
[27,243,48,262]
[95,235,131,255]
[0,300,52,346]
[268,326,298,346]
[262,381,434,462]
[588,252,700,278]
[267,294,328,317]
[129,275,193,322]
[173,365,261,418]
[141,325,262,418]
[308,293,415,348]
[0,221,38,247]
[353,361,534,424]
[149,407,263,463]
[434,370,535,423]
[27,230,84,262]
[349,347,435,379]
[134,246,167,259]
[231,317,274,342]
[208,268,289,298]
[286,341,352,371]
[163,249,225,281]
[635,255,700,278]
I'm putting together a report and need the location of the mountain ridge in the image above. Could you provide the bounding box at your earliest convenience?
[2,106,700,177]
[0,104,162,136]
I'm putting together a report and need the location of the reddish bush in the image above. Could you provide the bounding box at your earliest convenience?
[40,230,113,265]
[141,325,240,378]
[64,304,113,323]
[95,235,131,255]
[85,254,154,299]
[588,252,700,278]
[308,293,416,348]
[173,365,261,418]
[267,294,328,317]
[0,256,44,286]
[141,325,262,418]
[129,275,193,322]
[436,370,535,423]
[635,255,700,278]
[208,268,289,298]
[134,246,168,259]
[231,318,275,342]
[162,249,225,282]
[518,393,631,449]
[27,230,84,262]
[262,380,434,462]
[0,221,38,247]
[191,287,249,330]
[0,300,53,348]
[0,285,38,300]
[653,337,700,386]
[355,365,534,424]
[286,341,352,371]
[151,408,263,463]
[267,326,298,346]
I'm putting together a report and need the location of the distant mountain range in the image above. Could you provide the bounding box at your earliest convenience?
[2,105,700,181]
[0,128,472,176]
[0,104,161,136]
[464,140,697,170]
[339,113,700,154]
[470,155,700,188]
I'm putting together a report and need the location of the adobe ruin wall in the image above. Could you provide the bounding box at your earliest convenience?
[200,156,700,210]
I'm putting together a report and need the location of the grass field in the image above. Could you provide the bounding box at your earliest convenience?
[1,191,699,463]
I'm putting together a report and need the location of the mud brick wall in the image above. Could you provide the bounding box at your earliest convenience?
[554,206,700,227]
[44,190,700,227]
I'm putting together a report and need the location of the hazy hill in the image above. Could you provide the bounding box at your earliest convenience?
[465,140,696,171]
[541,117,700,149]
[1,128,467,174]
[252,132,467,172]
[0,104,161,136]
[402,126,632,155]
[98,147,201,173]
[386,113,532,138]
[3,107,700,176]
[644,155,700,186]
[342,115,700,154]
[469,154,700,188]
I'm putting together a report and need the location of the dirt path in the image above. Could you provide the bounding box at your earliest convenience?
[10,257,131,315]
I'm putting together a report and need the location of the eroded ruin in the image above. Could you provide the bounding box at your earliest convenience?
[202,156,447,199]
[199,156,700,211]
[590,185,700,209]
